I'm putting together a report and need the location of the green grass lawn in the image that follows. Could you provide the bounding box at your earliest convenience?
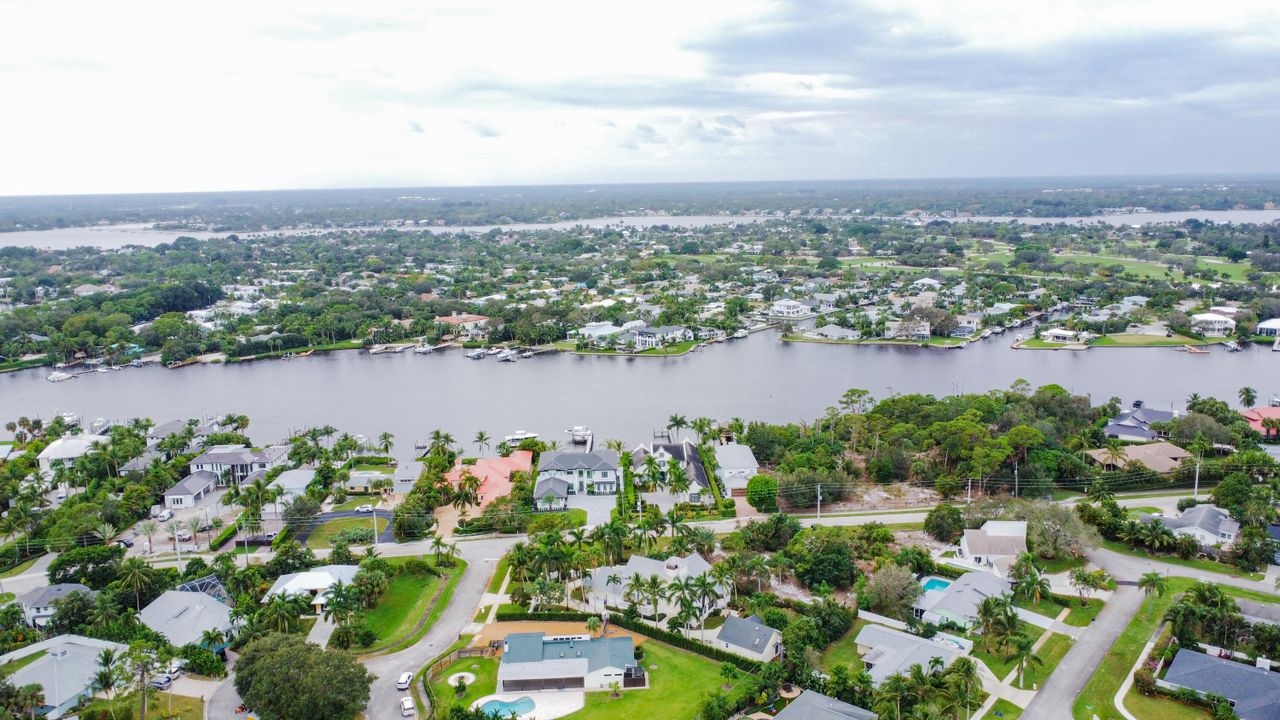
[360,569,444,642]
[0,592,13,604]
[332,495,381,511]
[638,339,699,356]
[1123,685,1212,720]
[362,560,466,654]
[1100,539,1263,580]
[1019,633,1073,690]
[819,618,870,671]
[82,690,203,720]
[429,656,500,715]
[1038,554,1088,574]
[570,641,750,720]
[0,649,44,672]
[1125,506,1163,516]
[1090,334,1204,347]
[970,631,1033,681]
[1019,338,1079,349]
[351,464,394,474]
[1010,591,1101,626]
[487,554,511,593]
[0,555,40,578]
[982,698,1024,720]
[306,516,389,548]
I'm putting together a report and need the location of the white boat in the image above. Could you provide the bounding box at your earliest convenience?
[1223,341,1242,352]
[368,344,391,354]
[486,347,503,356]
[504,430,539,443]
[94,367,109,373]
[46,371,73,383]
[496,350,518,362]
[1273,337,1280,352]
[732,329,749,339]
[466,349,487,360]
[566,426,591,443]
[519,351,534,359]
[414,344,436,354]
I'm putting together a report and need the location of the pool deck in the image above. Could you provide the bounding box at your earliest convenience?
[472,691,584,720]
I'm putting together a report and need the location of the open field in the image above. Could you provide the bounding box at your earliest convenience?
[306,516,389,548]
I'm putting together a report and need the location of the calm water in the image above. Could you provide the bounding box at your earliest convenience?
[4,210,1280,249]
[2,331,1275,459]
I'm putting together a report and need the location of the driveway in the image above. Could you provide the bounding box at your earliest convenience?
[567,494,615,526]
[292,510,395,546]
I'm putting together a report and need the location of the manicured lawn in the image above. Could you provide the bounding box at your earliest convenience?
[0,592,13,604]
[0,555,40,578]
[333,495,381,511]
[306,516,389,548]
[819,618,870,671]
[638,339,699,355]
[1101,540,1263,580]
[474,606,489,622]
[970,635,1026,681]
[1019,633,1072,690]
[1019,338,1076,349]
[1013,594,1103,627]
[1038,554,1087,574]
[1090,334,1203,347]
[361,569,444,642]
[1125,506,1163,516]
[83,690,203,720]
[362,561,466,654]
[1123,685,1212,720]
[351,464,394,474]
[487,554,511,593]
[569,641,750,720]
[982,698,1023,720]
[429,656,500,714]
[0,649,44,672]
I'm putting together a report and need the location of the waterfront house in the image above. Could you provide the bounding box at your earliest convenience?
[1103,402,1177,442]
[1159,648,1280,720]
[38,434,110,478]
[1042,328,1081,343]
[914,571,1011,628]
[433,312,489,340]
[189,444,289,485]
[714,443,759,494]
[537,450,620,495]
[855,623,960,686]
[715,614,782,662]
[770,299,811,318]
[573,321,624,344]
[774,690,878,720]
[1085,441,1189,473]
[630,440,712,504]
[0,635,129,719]
[138,590,235,650]
[1192,312,1237,337]
[883,320,931,341]
[958,521,1027,577]
[270,467,316,503]
[533,477,569,511]
[589,553,727,618]
[497,632,644,692]
[445,451,533,509]
[19,584,93,628]
[632,324,692,349]
[264,565,359,613]
[985,302,1021,316]
[813,324,860,341]
[163,470,218,509]
[1241,406,1280,439]
[1256,318,1280,337]
[951,314,982,338]
[1141,504,1239,547]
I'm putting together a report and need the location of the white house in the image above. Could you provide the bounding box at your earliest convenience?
[1143,504,1239,547]
[573,322,624,342]
[270,467,316,503]
[633,325,693,349]
[1042,328,1080,344]
[163,470,218,509]
[1192,312,1237,337]
[714,443,759,494]
[0,635,128,719]
[715,614,782,662]
[18,584,92,628]
[432,312,489,340]
[813,324,860,341]
[856,623,961,686]
[138,590,235,649]
[537,450,620,495]
[914,571,1011,628]
[189,444,289,485]
[884,320,931,341]
[589,553,728,618]
[37,434,110,477]
[631,441,713,504]
[264,565,359,613]
[958,520,1027,577]
[532,477,569,511]
[497,632,645,692]
[770,299,810,318]
[1256,318,1280,337]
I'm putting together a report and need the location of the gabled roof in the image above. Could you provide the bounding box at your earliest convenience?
[539,450,619,472]
[38,434,110,462]
[1164,649,1280,720]
[265,565,359,603]
[775,690,877,720]
[855,623,960,685]
[0,635,128,708]
[533,476,569,500]
[165,470,218,497]
[915,572,1010,624]
[1156,504,1240,538]
[715,443,758,470]
[716,614,779,653]
[19,583,92,608]
[138,590,234,647]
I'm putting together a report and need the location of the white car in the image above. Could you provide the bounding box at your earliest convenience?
[354,504,375,513]
[176,529,193,542]
[157,509,173,522]
[396,672,413,690]
[399,697,415,716]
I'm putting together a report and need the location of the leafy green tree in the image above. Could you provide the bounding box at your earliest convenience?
[234,633,374,720]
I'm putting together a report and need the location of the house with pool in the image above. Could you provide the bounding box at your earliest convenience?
[496,631,646,693]
[913,571,1011,628]
[956,520,1027,577]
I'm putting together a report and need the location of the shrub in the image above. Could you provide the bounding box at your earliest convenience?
[402,557,436,576]
[1134,668,1156,695]
[180,644,227,678]
[608,614,761,672]
[746,475,778,512]
[209,515,241,550]
[331,527,375,546]
[924,503,964,542]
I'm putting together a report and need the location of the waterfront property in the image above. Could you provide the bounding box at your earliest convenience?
[0,635,128,719]
[496,632,645,692]
[1140,504,1239,547]
[855,623,961,686]
[1241,406,1280,439]
[37,434,110,477]
[534,476,570,511]
[433,312,490,340]
[138,589,235,649]
[264,564,358,613]
[1103,402,1177,442]
[269,467,316,503]
[713,443,759,494]
[1159,648,1280,720]
[630,441,713,504]
[537,450,621,495]
[914,571,1011,628]
[589,553,727,618]
[774,689,878,720]
[713,614,782,662]
[189,444,289,485]
[446,451,534,509]
[1084,441,1189,473]
[1191,312,1237,337]
[18,584,92,628]
[957,520,1027,577]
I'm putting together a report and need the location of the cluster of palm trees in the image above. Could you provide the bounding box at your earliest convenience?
[1164,582,1246,651]
[1113,517,1200,559]
[871,656,983,720]
[975,594,1042,689]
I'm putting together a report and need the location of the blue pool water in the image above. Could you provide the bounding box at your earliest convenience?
[481,697,536,716]
[922,578,952,592]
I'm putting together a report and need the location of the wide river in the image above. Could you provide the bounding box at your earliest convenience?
[3,209,1280,249]
[2,330,1276,459]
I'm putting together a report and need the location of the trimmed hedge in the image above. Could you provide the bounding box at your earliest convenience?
[494,610,591,622]
[270,526,294,550]
[209,513,242,550]
[608,614,762,672]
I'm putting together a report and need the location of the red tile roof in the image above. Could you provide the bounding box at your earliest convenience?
[1242,407,1280,436]
[445,450,533,508]
[433,314,488,325]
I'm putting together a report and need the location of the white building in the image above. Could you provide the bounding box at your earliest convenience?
[715,614,782,662]
[264,565,359,613]
[138,590,235,649]
[497,632,644,693]
[1042,328,1080,344]
[1256,318,1280,337]
[189,444,289,485]
[536,450,620,495]
[769,299,810,318]
[714,443,759,494]
[1191,312,1237,337]
[0,635,128,719]
[958,520,1027,577]
[37,434,110,477]
[18,584,92,628]
[163,470,218,509]
[589,553,728,618]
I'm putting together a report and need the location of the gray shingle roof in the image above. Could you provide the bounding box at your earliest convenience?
[855,623,960,685]
[1149,504,1240,538]
[138,590,234,648]
[533,476,569,500]
[164,470,218,497]
[716,615,779,654]
[19,583,92,608]
[539,450,619,472]
[1164,649,1280,720]
[775,690,877,720]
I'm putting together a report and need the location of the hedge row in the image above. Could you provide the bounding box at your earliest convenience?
[494,610,591,622]
[271,526,294,550]
[209,513,242,550]
[607,613,762,672]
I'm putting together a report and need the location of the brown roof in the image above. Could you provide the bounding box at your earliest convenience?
[433,314,488,325]
[1086,441,1190,474]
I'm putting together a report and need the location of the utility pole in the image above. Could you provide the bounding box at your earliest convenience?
[372,510,379,548]
[816,483,822,520]
[967,478,972,505]
[1193,459,1201,500]
[1014,462,1019,498]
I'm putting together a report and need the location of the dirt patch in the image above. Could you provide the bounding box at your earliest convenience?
[816,482,938,512]
[892,530,949,552]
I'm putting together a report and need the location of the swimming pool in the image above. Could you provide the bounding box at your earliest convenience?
[481,697,536,716]
[922,577,952,592]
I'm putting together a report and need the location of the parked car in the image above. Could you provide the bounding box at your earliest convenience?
[156,509,173,522]
[396,672,413,691]
[354,504,374,513]
[399,697,415,717]
[175,529,193,542]
[149,674,173,690]
[116,536,134,549]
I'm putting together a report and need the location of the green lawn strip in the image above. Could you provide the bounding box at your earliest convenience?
[351,465,394,474]
[819,617,870,671]
[359,569,444,643]
[1012,594,1102,627]
[0,649,45,672]
[1124,506,1163,515]
[474,606,489,622]
[366,561,467,655]
[0,592,14,605]
[428,656,500,715]
[498,603,523,614]
[970,622,1041,681]
[1038,554,1088,574]
[1050,489,1084,501]
[883,522,925,532]
[637,339,700,356]
[1072,580,1280,720]
[1123,684,1212,720]
[0,555,40,578]
[794,507,929,519]
[1100,540,1263,580]
[82,690,203,720]
[981,698,1023,720]
[1018,633,1072,690]
[332,495,381,511]
[570,641,751,720]
[306,516,389,548]
[486,555,510,594]
[1089,334,1204,347]
[412,634,474,713]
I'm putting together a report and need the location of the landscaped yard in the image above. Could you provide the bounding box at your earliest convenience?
[0,554,40,578]
[1037,554,1087,574]
[1090,334,1204,347]
[1123,685,1211,719]
[361,560,466,654]
[1101,540,1264,580]
[429,656,500,715]
[82,690,203,720]
[333,495,382,511]
[1012,594,1103,627]
[306,516,389,548]
[981,698,1023,720]
[819,618,870,671]
[487,554,511,593]
[1019,633,1073,689]
[569,641,750,720]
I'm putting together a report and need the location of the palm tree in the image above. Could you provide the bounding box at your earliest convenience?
[1085,479,1114,504]
[874,673,912,720]
[14,684,44,720]
[378,432,395,455]
[136,520,158,555]
[259,595,303,632]
[200,628,226,650]
[94,648,119,720]
[604,438,624,453]
[667,462,690,497]
[625,573,647,610]
[586,616,602,637]
[473,431,491,455]
[666,414,688,441]
[1138,571,1167,598]
[605,573,623,607]
[1240,386,1258,409]
[943,656,981,720]
[94,522,117,543]
[117,557,153,611]
[644,574,666,619]
[1007,633,1042,688]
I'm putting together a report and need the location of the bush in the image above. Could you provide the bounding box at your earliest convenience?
[924,503,964,542]
[210,515,241,550]
[331,527,375,545]
[494,610,591,622]
[1134,668,1156,695]
[1177,497,1202,512]
[746,475,778,512]
[180,644,227,678]
[402,557,437,576]
[608,614,761,672]
[271,526,294,550]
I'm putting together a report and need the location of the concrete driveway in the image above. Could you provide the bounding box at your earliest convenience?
[567,494,615,526]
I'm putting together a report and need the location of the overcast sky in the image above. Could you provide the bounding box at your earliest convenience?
[2,0,1278,195]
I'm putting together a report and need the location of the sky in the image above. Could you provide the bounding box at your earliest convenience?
[1,0,1278,195]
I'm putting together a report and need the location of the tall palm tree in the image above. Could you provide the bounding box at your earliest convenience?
[644,574,666,619]
[117,557,153,611]
[1006,633,1042,688]
[473,431,491,455]
[200,628,226,650]
[666,414,688,441]
[667,462,690,497]
[136,520,159,555]
[943,656,982,720]
[259,595,304,632]
[625,573,647,610]
[378,432,395,455]
[1138,571,1167,598]
[1240,386,1258,409]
